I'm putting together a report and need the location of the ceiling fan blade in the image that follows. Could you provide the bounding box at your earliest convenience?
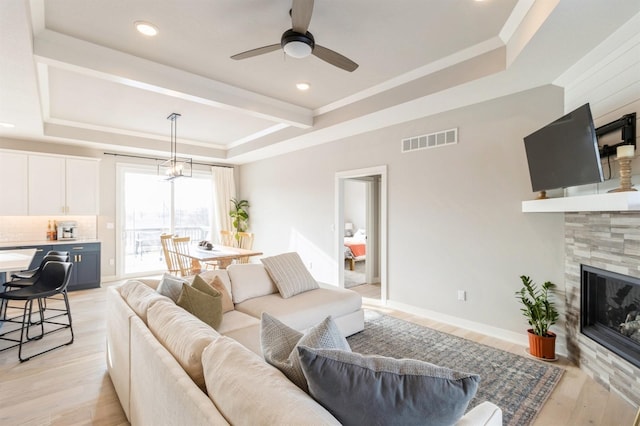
[312,45,358,72]
[231,44,281,60]
[291,0,314,33]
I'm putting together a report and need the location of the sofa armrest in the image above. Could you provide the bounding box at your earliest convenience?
[456,402,502,426]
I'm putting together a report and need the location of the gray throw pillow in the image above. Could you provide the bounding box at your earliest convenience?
[260,313,350,392]
[261,252,319,298]
[156,273,188,302]
[297,346,480,426]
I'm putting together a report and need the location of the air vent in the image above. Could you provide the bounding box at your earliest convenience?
[401,128,458,153]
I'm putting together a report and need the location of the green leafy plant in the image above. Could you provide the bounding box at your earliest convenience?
[229,198,249,241]
[515,275,559,337]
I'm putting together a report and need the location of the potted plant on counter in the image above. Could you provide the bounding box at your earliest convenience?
[516,275,559,360]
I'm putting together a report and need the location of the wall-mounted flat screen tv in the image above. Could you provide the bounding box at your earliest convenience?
[524,103,603,195]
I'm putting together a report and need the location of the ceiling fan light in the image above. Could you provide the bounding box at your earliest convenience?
[283,40,312,58]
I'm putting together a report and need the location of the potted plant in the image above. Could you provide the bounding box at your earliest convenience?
[515,275,559,360]
[229,198,249,244]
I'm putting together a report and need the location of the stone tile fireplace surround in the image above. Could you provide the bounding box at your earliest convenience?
[565,211,640,405]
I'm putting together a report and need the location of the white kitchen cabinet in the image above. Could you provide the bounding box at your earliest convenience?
[66,158,99,215]
[28,154,99,215]
[0,151,29,215]
[28,155,65,215]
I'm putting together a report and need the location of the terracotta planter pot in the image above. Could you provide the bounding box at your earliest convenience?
[527,329,556,359]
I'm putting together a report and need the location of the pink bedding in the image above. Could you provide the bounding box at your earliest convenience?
[344,241,366,257]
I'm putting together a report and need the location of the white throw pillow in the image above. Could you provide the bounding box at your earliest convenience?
[261,252,319,299]
[227,263,278,304]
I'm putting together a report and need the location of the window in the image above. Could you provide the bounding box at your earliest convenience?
[117,164,214,277]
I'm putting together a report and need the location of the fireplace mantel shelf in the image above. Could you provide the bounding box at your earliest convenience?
[522,191,640,212]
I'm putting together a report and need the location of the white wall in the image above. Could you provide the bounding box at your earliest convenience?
[239,85,566,337]
[344,179,366,232]
[558,11,640,193]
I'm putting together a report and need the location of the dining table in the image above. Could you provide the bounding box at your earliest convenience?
[0,248,37,286]
[179,245,263,270]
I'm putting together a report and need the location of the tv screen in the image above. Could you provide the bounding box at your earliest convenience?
[524,103,603,193]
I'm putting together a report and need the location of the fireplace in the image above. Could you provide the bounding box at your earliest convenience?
[581,265,640,369]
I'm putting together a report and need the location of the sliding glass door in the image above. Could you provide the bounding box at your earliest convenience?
[117,164,213,277]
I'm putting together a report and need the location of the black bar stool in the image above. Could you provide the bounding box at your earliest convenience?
[0,261,74,362]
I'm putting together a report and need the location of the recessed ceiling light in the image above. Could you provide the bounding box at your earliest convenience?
[296,82,310,91]
[135,21,159,37]
[0,122,15,128]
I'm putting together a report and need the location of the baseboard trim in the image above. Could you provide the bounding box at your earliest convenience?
[385,299,530,349]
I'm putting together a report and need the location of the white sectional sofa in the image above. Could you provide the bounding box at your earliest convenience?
[106,262,502,425]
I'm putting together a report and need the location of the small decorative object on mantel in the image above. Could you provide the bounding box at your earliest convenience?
[516,275,559,361]
[609,144,637,193]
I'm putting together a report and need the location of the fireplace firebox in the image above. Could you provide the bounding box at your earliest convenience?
[581,265,640,369]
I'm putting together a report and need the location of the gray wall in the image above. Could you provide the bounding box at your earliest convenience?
[239,85,566,337]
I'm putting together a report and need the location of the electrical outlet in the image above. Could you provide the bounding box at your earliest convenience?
[457,290,466,301]
[109,258,115,266]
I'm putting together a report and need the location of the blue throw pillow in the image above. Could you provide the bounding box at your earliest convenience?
[297,346,480,426]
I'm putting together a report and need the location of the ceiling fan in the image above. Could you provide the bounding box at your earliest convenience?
[230,0,358,72]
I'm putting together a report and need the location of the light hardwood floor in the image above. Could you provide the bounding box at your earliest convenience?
[0,280,637,425]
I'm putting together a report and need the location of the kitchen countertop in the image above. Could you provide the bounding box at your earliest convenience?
[0,239,101,249]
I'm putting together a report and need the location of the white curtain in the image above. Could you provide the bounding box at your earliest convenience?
[211,166,236,244]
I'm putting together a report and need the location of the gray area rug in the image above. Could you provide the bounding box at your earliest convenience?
[346,310,564,426]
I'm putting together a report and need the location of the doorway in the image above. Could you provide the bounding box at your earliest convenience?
[335,166,387,303]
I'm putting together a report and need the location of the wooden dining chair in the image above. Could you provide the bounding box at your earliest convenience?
[235,232,254,264]
[172,236,200,276]
[160,234,179,275]
[219,230,234,247]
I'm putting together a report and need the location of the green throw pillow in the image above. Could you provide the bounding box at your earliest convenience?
[177,282,222,329]
[297,346,480,426]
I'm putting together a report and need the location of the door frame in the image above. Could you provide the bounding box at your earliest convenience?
[335,165,387,303]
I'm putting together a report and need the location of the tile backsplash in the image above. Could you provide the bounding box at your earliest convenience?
[0,216,97,243]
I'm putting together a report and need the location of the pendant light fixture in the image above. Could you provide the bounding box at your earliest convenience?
[158,113,192,180]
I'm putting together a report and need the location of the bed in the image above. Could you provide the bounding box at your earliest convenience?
[344,229,366,270]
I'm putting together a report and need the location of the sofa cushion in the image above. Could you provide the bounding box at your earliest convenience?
[217,310,260,335]
[202,336,340,425]
[261,252,319,298]
[223,324,262,356]
[198,269,234,306]
[177,281,223,329]
[147,301,220,391]
[261,313,350,392]
[156,273,189,302]
[297,347,480,426]
[227,263,278,304]
[123,280,173,323]
[235,287,361,333]
[119,279,142,299]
